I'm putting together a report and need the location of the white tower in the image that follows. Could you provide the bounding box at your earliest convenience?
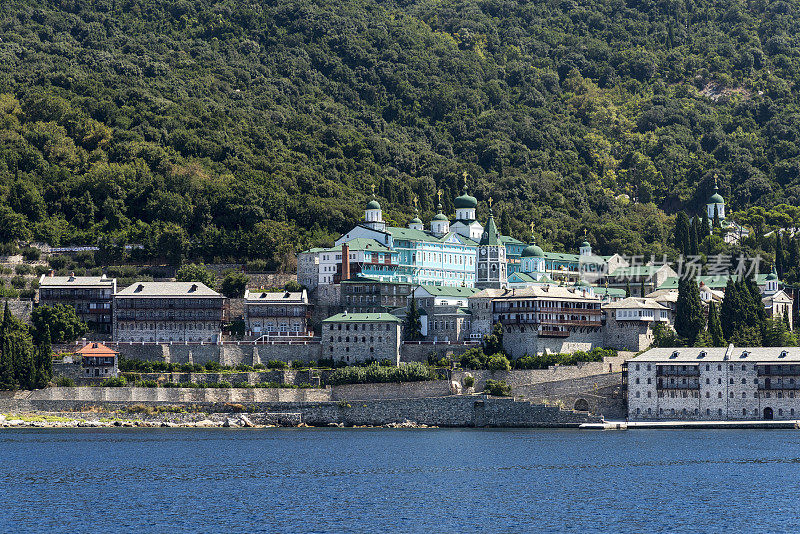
[707,175,725,221]
[363,185,386,232]
[430,190,449,237]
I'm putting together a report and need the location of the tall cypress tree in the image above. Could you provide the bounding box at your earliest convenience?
[35,325,52,389]
[675,278,705,344]
[625,280,631,298]
[674,212,690,256]
[700,211,710,237]
[776,232,785,279]
[708,302,724,346]
[713,204,721,229]
[689,218,699,256]
[403,296,422,341]
[719,278,738,340]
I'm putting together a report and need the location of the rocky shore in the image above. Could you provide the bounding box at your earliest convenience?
[0,412,437,429]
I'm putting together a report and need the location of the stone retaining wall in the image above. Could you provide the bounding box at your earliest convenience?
[452,355,628,392]
[330,380,450,401]
[26,386,332,403]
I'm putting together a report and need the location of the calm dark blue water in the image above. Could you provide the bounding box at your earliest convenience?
[1,428,799,533]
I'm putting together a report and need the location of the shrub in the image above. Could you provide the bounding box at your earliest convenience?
[204,361,222,371]
[253,363,265,370]
[34,265,51,276]
[291,360,307,369]
[20,247,40,261]
[100,376,127,387]
[327,362,436,385]
[55,377,75,387]
[10,275,26,289]
[215,381,232,388]
[267,359,288,369]
[459,347,488,369]
[18,289,35,300]
[14,263,32,275]
[463,375,475,388]
[135,380,158,388]
[487,354,511,371]
[484,379,512,397]
[235,363,254,372]
[48,255,69,270]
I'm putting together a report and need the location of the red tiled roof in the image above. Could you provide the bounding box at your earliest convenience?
[77,343,118,357]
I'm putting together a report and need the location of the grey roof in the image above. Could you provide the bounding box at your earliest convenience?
[243,290,308,304]
[603,297,668,310]
[631,346,800,363]
[322,312,402,323]
[39,275,115,288]
[116,281,222,298]
[480,286,601,302]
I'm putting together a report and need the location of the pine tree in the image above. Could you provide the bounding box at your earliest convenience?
[708,302,724,346]
[403,297,422,341]
[675,278,705,344]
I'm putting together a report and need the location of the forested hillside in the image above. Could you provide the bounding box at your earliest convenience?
[1,0,800,268]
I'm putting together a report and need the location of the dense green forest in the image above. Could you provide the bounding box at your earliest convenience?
[1,0,800,269]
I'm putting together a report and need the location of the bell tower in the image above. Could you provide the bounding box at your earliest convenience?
[476,197,507,289]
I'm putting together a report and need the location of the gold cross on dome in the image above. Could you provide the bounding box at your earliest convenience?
[488,197,493,209]
[371,183,376,196]
[437,189,443,202]
[412,196,418,209]
[530,221,535,234]
[462,171,468,189]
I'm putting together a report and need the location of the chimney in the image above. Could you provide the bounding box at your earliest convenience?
[341,243,351,282]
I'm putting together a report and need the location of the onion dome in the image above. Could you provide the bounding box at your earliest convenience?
[454,191,478,209]
[581,241,591,249]
[766,268,778,281]
[366,199,381,210]
[410,216,422,225]
[522,239,545,258]
[709,192,724,204]
[433,213,449,222]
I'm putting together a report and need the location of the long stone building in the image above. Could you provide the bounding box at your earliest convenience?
[627,346,800,421]
[113,282,225,343]
[38,274,116,336]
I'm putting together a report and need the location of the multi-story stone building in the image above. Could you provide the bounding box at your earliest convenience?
[322,311,402,365]
[476,286,604,357]
[38,274,116,336]
[243,289,311,337]
[602,297,671,352]
[603,264,678,297]
[113,282,225,343]
[340,277,414,313]
[412,285,477,341]
[78,342,119,378]
[627,346,800,421]
[297,248,324,290]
